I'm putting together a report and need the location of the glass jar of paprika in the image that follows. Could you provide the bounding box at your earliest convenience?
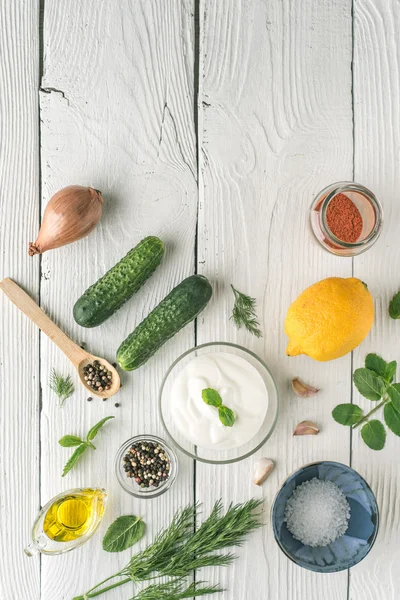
[310,181,383,256]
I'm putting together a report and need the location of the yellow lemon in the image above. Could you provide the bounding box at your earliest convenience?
[285,277,374,361]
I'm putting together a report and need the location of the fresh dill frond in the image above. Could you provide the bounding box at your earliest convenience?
[76,499,264,599]
[49,369,75,407]
[125,503,197,581]
[130,579,223,600]
[231,285,262,337]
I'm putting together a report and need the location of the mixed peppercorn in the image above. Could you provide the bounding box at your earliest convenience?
[123,440,171,489]
[83,360,112,392]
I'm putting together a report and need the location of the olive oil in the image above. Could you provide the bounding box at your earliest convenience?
[43,488,106,543]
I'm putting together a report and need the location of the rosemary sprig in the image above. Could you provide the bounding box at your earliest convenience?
[49,369,75,407]
[230,285,262,337]
[73,499,263,599]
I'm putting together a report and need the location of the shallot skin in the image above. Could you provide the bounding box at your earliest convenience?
[29,185,103,256]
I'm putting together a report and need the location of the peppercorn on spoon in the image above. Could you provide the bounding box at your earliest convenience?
[0,278,120,399]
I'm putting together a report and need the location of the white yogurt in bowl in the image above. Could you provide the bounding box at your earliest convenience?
[170,352,268,450]
[159,342,279,464]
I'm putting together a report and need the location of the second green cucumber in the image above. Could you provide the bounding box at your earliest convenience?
[73,236,164,328]
[117,274,213,370]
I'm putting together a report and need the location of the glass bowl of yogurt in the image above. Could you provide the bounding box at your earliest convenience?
[159,342,279,464]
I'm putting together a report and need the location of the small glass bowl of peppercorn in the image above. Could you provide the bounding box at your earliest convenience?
[310,181,383,256]
[115,434,178,499]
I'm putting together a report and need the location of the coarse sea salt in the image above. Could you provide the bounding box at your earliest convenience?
[284,477,351,547]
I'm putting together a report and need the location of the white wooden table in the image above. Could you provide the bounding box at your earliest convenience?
[1,1,399,599]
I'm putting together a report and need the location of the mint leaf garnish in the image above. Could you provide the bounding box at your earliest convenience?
[218,406,235,427]
[201,388,222,407]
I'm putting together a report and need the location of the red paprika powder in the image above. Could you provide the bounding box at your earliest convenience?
[326,193,363,243]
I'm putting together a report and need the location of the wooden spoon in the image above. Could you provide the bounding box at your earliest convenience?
[0,278,120,399]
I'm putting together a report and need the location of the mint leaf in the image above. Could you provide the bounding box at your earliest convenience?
[202,388,223,408]
[361,420,386,450]
[389,291,400,319]
[332,404,363,426]
[58,435,84,447]
[384,361,397,383]
[387,384,400,411]
[218,406,235,427]
[62,444,88,477]
[353,368,386,401]
[365,354,387,377]
[384,402,400,437]
[102,515,145,553]
[86,416,114,442]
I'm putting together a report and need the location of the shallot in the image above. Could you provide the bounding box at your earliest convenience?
[29,185,103,256]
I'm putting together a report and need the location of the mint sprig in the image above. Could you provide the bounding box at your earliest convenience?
[202,388,236,427]
[59,416,114,476]
[332,353,400,450]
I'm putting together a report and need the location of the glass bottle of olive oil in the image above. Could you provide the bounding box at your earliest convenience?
[25,488,107,556]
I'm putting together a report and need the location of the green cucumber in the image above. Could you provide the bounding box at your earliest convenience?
[116,274,212,370]
[73,236,164,328]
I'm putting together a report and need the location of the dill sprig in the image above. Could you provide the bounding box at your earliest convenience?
[73,499,263,599]
[130,579,223,600]
[230,285,262,338]
[49,369,75,407]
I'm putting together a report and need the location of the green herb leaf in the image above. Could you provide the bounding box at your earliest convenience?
[389,291,400,319]
[332,404,363,426]
[387,383,400,411]
[103,515,146,553]
[62,444,88,477]
[364,354,387,377]
[86,416,115,442]
[384,402,400,436]
[218,406,235,427]
[58,435,83,447]
[353,368,386,401]
[384,361,397,383]
[201,388,223,408]
[49,369,75,407]
[230,285,262,338]
[361,420,386,450]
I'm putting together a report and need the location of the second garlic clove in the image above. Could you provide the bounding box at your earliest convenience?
[291,377,320,397]
[253,458,275,486]
[293,420,320,436]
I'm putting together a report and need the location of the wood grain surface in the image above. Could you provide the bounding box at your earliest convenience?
[351,2,400,599]
[196,1,353,599]
[40,1,196,599]
[0,1,40,598]
[0,0,399,599]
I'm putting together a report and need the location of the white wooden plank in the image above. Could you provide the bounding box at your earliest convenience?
[351,1,400,598]
[39,1,196,598]
[0,1,40,598]
[197,1,353,598]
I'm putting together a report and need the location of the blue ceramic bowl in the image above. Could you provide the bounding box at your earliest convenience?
[271,461,379,573]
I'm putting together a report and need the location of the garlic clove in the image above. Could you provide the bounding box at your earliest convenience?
[253,458,275,486]
[293,420,320,436]
[291,377,320,397]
